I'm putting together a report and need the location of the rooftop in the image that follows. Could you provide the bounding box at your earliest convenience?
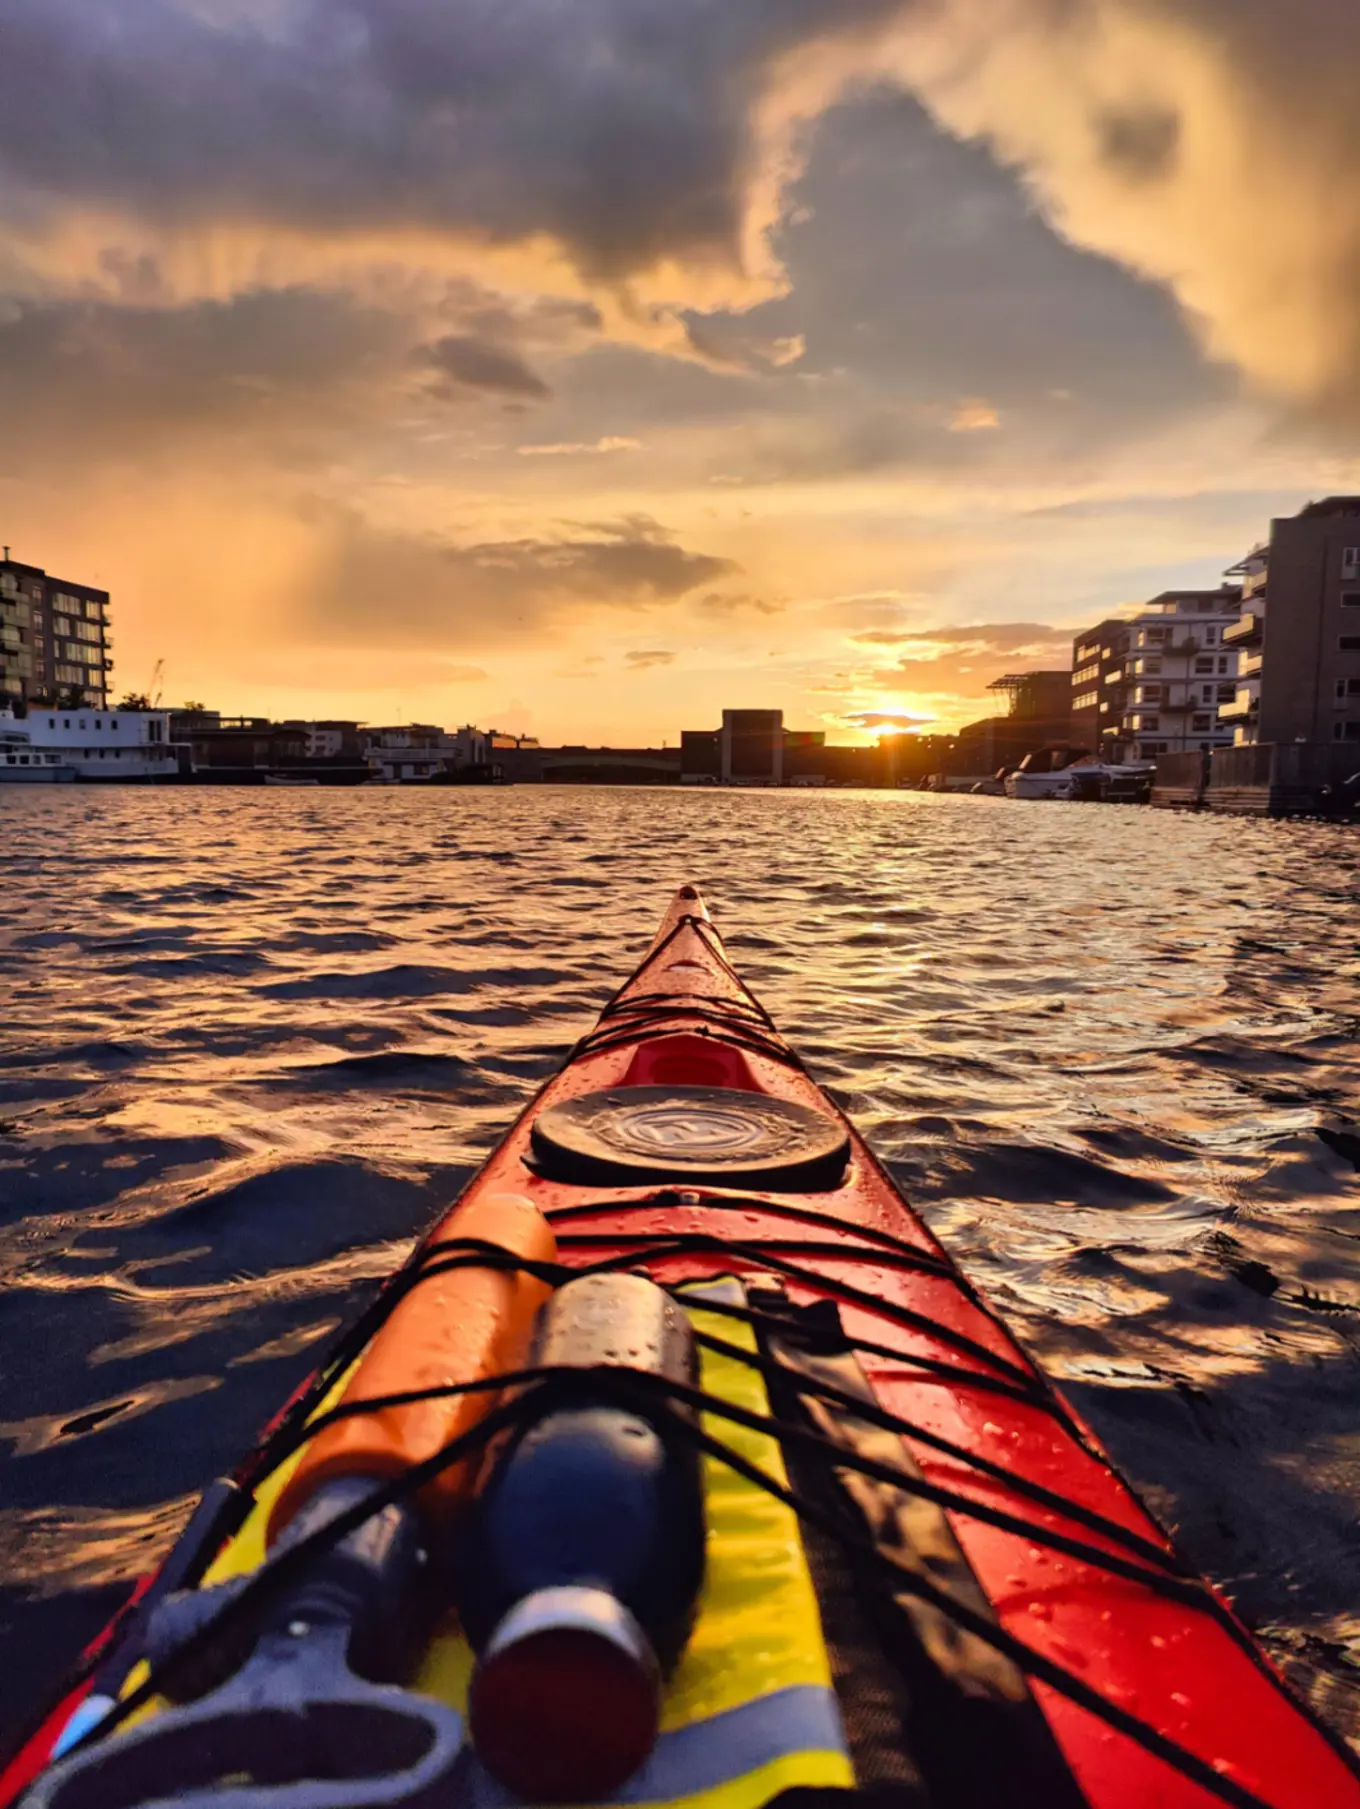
[1295,496,1360,521]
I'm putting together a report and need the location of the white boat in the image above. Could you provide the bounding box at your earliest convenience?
[0,725,75,782]
[1004,749,1086,799]
[1004,749,1155,802]
[0,706,180,781]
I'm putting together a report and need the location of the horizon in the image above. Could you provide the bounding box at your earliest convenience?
[3,3,1359,744]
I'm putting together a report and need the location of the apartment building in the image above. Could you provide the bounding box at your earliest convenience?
[0,552,112,709]
[1120,588,1241,761]
[1069,620,1132,756]
[1220,498,1360,749]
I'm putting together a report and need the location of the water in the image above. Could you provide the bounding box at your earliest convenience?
[2,787,1360,1747]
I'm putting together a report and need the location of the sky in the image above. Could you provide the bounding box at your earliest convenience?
[3,0,1360,743]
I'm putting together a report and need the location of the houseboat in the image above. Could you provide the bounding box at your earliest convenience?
[0,706,180,782]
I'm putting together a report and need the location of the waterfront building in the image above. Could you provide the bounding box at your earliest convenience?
[720,708,785,785]
[681,712,839,786]
[0,552,112,709]
[365,723,448,783]
[0,703,177,781]
[680,728,721,783]
[1119,589,1241,761]
[1219,498,1360,749]
[1069,620,1132,758]
[169,711,307,777]
[295,720,365,760]
[953,671,1074,778]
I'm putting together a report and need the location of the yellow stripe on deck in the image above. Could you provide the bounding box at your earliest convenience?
[131,1283,853,1806]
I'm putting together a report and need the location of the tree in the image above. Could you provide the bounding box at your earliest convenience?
[181,699,207,712]
[116,691,151,711]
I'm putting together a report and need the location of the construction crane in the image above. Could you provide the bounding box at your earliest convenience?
[148,659,165,709]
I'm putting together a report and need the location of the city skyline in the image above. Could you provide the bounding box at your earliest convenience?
[3,3,1360,742]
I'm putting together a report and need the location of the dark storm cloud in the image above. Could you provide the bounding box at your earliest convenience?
[720,87,1233,447]
[0,0,906,280]
[417,334,551,400]
[299,506,737,647]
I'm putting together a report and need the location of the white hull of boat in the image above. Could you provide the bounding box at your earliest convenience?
[0,764,76,783]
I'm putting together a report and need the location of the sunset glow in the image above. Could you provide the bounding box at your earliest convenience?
[3,0,1359,741]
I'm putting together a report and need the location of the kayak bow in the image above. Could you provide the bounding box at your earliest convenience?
[7,885,1359,1809]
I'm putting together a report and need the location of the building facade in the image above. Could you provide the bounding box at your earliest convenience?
[953,671,1074,777]
[1219,498,1360,750]
[1120,589,1241,762]
[1069,620,1132,757]
[720,709,784,785]
[0,553,112,709]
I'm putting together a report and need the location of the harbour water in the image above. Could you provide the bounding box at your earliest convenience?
[2,787,1360,1746]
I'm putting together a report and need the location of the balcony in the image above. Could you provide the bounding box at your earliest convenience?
[1224,613,1263,647]
[1238,649,1263,679]
[1218,690,1260,722]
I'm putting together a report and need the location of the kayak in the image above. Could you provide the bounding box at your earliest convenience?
[5,885,1359,1809]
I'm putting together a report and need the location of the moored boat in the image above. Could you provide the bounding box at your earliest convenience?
[6,887,1358,1809]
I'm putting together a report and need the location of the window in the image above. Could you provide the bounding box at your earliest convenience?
[1192,714,1213,731]
[1335,679,1360,702]
[1341,637,1360,651]
[1138,715,1161,731]
[1194,657,1214,674]
[1204,628,1217,645]
[1201,685,1216,703]
[1342,592,1360,608]
[1073,690,1099,711]
[1334,720,1360,741]
[1343,548,1360,580]
[48,717,55,728]
[1218,657,1230,673]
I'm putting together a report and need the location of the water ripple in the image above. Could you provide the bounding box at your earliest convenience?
[1,787,1359,1741]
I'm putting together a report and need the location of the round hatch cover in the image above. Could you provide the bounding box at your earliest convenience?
[530,1085,850,1189]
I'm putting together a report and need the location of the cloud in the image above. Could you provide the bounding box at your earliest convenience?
[694,590,786,617]
[298,506,737,649]
[0,0,906,296]
[418,334,550,399]
[859,620,1074,700]
[949,397,1000,432]
[0,286,410,458]
[516,436,641,457]
[839,709,935,731]
[623,649,677,669]
[882,0,1360,415]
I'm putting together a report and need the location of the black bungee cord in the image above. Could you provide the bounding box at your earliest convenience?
[43,1353,1295,1809]
[19,1225,1354,1808]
